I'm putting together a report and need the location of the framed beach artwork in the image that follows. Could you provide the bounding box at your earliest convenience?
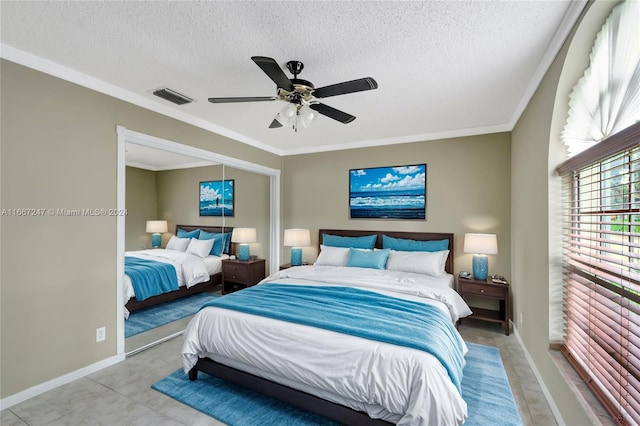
[199,179,235,217]
[349,164,426,219]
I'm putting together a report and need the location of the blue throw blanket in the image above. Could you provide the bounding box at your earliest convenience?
[201,283,466,392]
[125,256,179,301]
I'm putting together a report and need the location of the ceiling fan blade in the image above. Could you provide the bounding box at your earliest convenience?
[208,96,277,103]
[251,56,295,92]
[310,103,356,124]
[313,77,378,99]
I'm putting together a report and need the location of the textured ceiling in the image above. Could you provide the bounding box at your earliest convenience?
[1,1,585,156]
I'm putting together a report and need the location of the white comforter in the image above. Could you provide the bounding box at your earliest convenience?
[123,249,211,319]
[182,266,472,425]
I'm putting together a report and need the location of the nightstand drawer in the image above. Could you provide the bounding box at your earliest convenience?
[461,282,506,298]
[223,264,249,282]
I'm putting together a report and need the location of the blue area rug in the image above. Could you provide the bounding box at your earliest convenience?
[151,342,522,425]
[462,343,522,426]
[125,292,219,338]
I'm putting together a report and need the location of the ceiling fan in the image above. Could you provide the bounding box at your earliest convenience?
[208,56,378,131]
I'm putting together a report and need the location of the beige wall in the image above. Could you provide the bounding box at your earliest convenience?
[510,1,617,424]
[0,59,280,398]
[282,133,511,279]
[156,165,271,271]
[125,166,158,250]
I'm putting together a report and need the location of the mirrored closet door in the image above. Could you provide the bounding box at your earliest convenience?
[119,130,277,355]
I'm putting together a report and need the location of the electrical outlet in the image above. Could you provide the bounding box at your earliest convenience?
[96,326,106,342]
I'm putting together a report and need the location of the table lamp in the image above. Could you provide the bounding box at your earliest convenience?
[283,228,311,266]
[463,233,498,280]
[146,220,168,248]
[231,228,256,261]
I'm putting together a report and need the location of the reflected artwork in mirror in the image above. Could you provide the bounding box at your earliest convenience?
[200,179,234,216]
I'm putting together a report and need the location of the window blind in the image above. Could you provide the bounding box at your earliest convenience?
[560,125,640,425]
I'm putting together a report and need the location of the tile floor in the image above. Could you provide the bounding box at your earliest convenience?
[2,319,559,426]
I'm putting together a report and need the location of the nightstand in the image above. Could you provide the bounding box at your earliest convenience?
[222,258,266,294]
[458,278,510,335]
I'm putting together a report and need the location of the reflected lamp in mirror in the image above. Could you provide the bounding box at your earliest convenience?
[146,220,168,248]
[232,228,257,261]
[283,229,311,266]
[463,233,498,281]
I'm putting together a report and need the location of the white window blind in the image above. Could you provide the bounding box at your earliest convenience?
[559,122,640,425]
[561,0,640,158]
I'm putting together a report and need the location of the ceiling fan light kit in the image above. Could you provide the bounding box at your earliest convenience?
[208,56,378,132]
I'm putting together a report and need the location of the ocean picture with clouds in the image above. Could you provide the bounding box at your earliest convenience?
[349,164,426,219]
[199,179,234,216]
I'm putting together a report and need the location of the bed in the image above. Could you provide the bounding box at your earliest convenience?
[182,229,472,425]
[124,225,234,318]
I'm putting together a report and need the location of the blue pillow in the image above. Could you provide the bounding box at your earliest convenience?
[198,231,227,256]
[221,232,231,253]
[382,235,449,252]
[177,228,200,239]
[322,233,377,249]
[345,248,390,270]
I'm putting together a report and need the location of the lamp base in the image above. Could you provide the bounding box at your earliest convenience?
[151,233,162,248]
[238,244,250,261]
[290,247,302,266]
[472,254,489,280]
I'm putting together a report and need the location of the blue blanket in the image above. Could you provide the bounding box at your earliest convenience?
[201,283,466,392]
[125,256,179,301]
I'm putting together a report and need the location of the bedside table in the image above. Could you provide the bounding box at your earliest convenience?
[458,278,510,335]
[222,258,266,294]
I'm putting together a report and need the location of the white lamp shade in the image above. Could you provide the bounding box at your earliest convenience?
[299,105,317,128]
[146,220,168,233]
[463,233,498,255]
[231,227,257,244]
[278,104,296,126]
[283,229,311,247]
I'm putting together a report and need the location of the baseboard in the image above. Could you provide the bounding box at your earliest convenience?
[511,320,566,426]
[0,353,126,411]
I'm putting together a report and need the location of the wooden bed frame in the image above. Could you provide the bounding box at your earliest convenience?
[188,229,455,426]
[125,225,235,312]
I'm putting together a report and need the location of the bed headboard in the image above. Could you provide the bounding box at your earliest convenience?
[318,229,454,274]
[175,225,236,255]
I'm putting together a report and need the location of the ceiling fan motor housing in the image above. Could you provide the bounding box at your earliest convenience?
[286,61,315,101]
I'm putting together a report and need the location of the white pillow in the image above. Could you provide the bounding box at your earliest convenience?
[386,250,449,277]
[186,238,215,258]
[314,245,350,266]
[165,236,190,252]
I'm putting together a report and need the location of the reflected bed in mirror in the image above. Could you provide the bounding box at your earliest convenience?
[124,225,233,354]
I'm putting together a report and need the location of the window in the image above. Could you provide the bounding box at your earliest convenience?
[557,1,639,421]
[558,122,640,425]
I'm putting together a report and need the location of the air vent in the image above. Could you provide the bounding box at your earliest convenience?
[152,87,193,105]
